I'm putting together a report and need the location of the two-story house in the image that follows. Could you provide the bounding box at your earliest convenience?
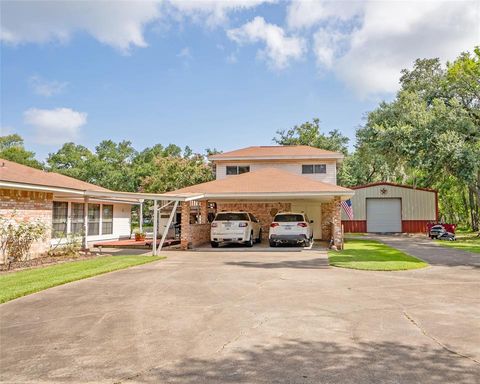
[164,145,354,249]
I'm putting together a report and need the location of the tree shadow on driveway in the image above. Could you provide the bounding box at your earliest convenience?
[224,258,329,269]
[136,339,479,383]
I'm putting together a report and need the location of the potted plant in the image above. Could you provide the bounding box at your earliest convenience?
[134,230,146,241]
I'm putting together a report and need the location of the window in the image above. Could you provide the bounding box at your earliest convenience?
[214,212,250,221]
[52,202,68,238]
[88,204,100,235]
[102,205,113,235]
[274,214,305,222]
[71,203,84,235]
[226,165,250,175]
[302,164,326,174]
[249,213,258,223]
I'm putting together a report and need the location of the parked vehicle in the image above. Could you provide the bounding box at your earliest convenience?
[429,224,446,239]
[437,232,456,241]
[429,224,456,241]
[210,212,262,248]
[427,223,456,236]
[269,212,313,247]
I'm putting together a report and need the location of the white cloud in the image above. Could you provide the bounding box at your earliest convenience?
[23,108,87,145]
[1,0,160,52]
[28,76,68,97]
[177,47,192,59]
[0,0,273,51]
[288,0,479,97]
[287,1,362,30]
[227,16,306,70]
[167,0,274,27]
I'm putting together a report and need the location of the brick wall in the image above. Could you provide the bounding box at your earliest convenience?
[0,188,53,261]
[189,224,211,247]
[216,201,291,239]
[321,197,342,248]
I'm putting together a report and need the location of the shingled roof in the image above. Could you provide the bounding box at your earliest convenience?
[208,145,344,161]
[0,158,110,192]
[164,167,352,197]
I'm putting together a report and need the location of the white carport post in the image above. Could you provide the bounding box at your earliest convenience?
[152,200,158,256]
[139,199,144,233]
[82,196,89,250]
[158,200,179,252]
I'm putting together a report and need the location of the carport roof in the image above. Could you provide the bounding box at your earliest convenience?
[163,168,353,199]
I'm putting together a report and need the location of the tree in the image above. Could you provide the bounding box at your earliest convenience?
[273,118,350,155]
[0,134,43,169]
[141,156,214,194]
[46,143,95,181]
[354,47,480,230]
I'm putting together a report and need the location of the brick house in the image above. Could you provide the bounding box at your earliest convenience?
[0,159,139,261]
[162,146,354,250]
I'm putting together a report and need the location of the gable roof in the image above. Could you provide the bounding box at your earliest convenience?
[351,181,437,193]
[208,145,344,161]
[0,158,110,192]
[164,167,353,198]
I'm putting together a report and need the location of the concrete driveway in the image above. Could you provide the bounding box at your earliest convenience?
[369,234,480,268]
[1,248,479,383]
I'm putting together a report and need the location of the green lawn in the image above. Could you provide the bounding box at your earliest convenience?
[437,231,480,254]
[328,239,428,271]
[0,255,164,304]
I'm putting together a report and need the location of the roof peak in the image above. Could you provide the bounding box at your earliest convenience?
[209,145,343,161]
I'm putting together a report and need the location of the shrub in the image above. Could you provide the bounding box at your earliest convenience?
[0,212,48,268]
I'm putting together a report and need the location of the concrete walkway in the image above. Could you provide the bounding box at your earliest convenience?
[1,248,479,383]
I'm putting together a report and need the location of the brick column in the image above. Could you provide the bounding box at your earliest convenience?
[321,197,343,248]
[321,201,332,241]
[331,196,343,249]
[180,202,191,250]
[199,200,208,224]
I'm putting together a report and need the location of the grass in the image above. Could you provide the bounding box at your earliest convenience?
[328,239,428,271]
[0,255,164,304]
[437,231,480,254]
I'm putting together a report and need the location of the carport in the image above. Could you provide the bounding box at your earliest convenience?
[86,190,204,255]
[162,168,354,250]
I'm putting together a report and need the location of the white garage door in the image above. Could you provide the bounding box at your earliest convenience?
[367,198,402,233]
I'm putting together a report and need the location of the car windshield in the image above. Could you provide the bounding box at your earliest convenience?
[214,213,249,221]
[274,214,305,222]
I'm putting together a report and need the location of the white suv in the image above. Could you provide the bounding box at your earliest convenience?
[269,212,313,247]
[211,212,262,248]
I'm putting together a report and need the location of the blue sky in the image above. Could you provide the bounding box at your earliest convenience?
[1,1,478,161]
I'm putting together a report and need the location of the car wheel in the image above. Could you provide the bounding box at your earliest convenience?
[211,241,219,248]
[246,232,254,247]
[269,240,276,247]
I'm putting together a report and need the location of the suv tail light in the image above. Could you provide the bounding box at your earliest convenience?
[211,222,218,227]
[239,222,248,227]
[297,222,308,227]
[270,222,279,228]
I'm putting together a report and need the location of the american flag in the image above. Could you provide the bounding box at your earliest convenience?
[341,199,354,220]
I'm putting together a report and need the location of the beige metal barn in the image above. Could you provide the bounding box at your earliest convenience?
[341,182,438,233]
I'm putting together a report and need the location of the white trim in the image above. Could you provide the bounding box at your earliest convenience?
[86,190,204,202]
[202,191,353,199]
[0,181,85,195]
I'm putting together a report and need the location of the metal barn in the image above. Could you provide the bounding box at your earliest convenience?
[341,182,438,233]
